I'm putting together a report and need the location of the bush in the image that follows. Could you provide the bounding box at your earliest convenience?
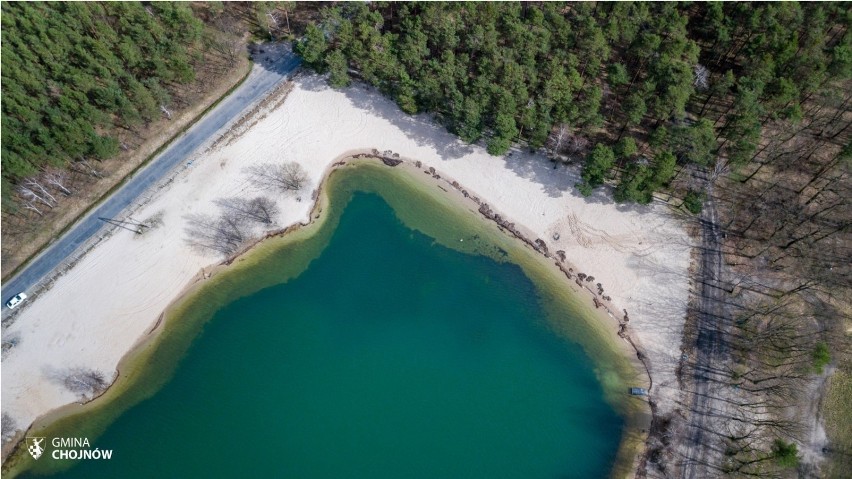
[813,342,830,373]
[771,439,798,469]
[576,182,594,197]
[683,189,704,214]
[615,137,637,159]
[296,23,328,69]
[581,144,615,189]
[326,49,350,88]
[486,137,511,156]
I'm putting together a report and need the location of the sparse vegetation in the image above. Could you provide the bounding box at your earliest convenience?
[136,210,166,237]
[813,342,831,374]
[771,439,799,469]
[185,190,282,256]
[244,161,309,195]
[823,359,852,478]
[1,332,20,359]
[1,413,17,444]
[214,197,280,226]
[60,368,110,400]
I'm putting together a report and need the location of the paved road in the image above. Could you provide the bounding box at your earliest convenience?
[2,51,301,313]
[682,186,729,478]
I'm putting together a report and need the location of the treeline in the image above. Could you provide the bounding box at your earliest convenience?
[1,2,202,188]
[296,2,850,205]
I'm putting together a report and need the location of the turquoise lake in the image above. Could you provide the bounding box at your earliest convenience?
[19,166,626,478]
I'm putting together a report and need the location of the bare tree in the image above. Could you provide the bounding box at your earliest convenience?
[44,169,72,196]
[280,162,308,191]
[23,178,57,206]
[548,130,591,159]
[17,185,53,209]
[209,13,244,60]
[709,158,730,184]
[1,413,16,444]
[19,197,44,216]
[547,124,568,157]
[210,28,243,61]
[74,159,103,179]
[693,64,710,91]
[214,196,280,226]
[184,211,249,255]
[244,161,308,194]
[551,130,590,157]
[249,197,280,224]
[61,368,110,399]
[265,11,280,39]
[281,1,294,34]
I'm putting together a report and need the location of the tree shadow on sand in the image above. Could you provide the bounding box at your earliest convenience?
[297,75,674,213]
[502,149,577,199]
[297,75,475,160]
[502,150,663,215]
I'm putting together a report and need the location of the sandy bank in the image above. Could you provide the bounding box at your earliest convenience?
[1,73,692,471]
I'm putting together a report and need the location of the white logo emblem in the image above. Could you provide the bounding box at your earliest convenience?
[26,437,46,460]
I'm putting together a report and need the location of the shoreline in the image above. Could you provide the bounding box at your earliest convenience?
[3,157,650,478]
[3,76,690,478]
[360,156,654,477]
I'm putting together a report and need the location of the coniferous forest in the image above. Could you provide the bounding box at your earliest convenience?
[1,2,202,195]
[296,2,850,204]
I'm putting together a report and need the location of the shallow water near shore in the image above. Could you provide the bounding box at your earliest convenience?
[15,162,637,478]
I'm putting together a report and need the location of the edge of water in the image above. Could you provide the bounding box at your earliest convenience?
[3,155,652,478]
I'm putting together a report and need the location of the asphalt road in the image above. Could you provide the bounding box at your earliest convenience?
[2,51,301,312]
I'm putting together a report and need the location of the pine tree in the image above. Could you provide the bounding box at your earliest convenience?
[579,144,615,194]
[326,49,350,88]
[297,23,328,69]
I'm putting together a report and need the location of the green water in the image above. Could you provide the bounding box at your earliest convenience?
[18,164,628,478]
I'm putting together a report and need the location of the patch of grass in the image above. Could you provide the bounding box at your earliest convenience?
[813,342,831,373]
[771,439,799,469]
[823,362,852,478]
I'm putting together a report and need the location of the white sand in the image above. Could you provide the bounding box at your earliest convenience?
[2,74,692,445]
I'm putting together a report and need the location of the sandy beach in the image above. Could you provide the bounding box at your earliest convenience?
[1,73,692,461]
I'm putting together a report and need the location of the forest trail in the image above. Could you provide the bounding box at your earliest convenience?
[682,187,730,478]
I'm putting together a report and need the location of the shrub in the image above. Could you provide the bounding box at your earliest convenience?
[683,189,704,214]
[813,342,830,373]
[771,439,798,469]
